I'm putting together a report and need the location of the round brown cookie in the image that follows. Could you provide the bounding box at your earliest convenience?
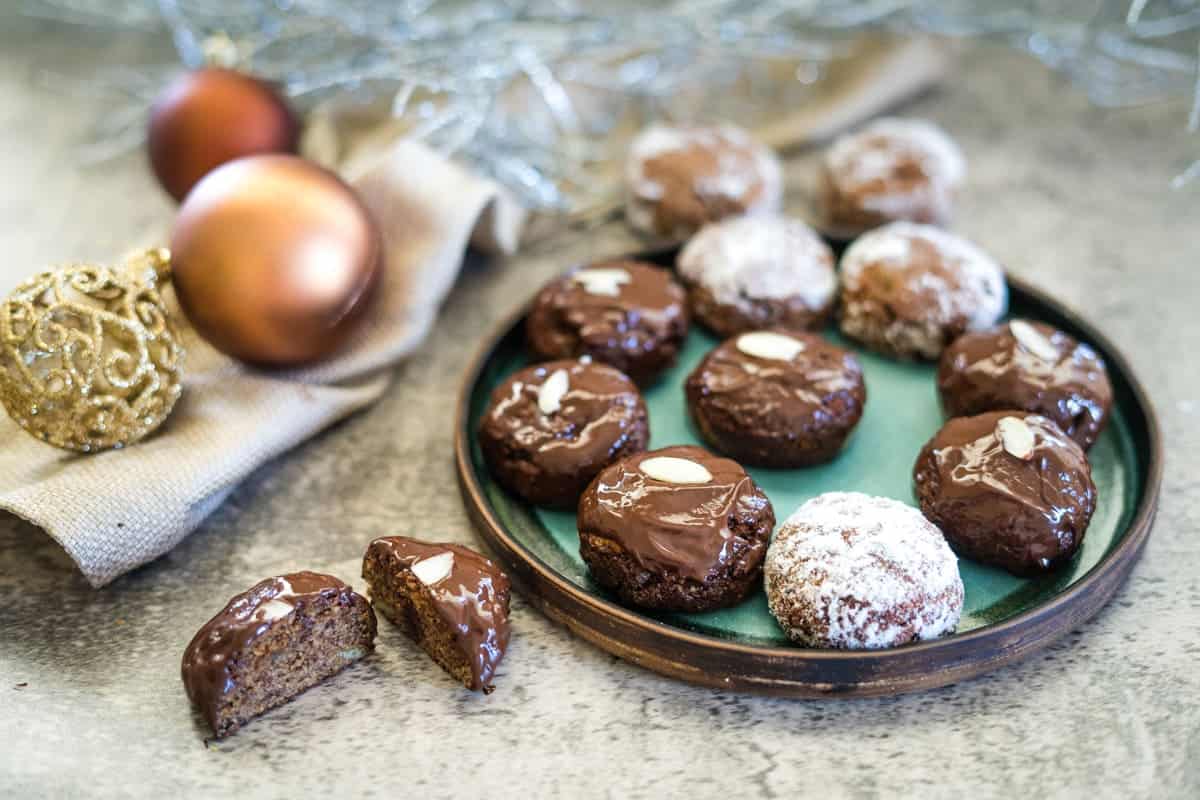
[765,492,963,649]
[838,222,1007,360]
[676,214,837,338]
[577,445,775,612]
[685,330,866,467]
[913,411,1097,576]
[817,117,965,238]
[624,124,782,242]
[526,260,689,385]
[478,359,650,509]
[937,319,1113,450]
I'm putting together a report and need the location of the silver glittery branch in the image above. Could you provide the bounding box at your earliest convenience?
[11,0,1200,210]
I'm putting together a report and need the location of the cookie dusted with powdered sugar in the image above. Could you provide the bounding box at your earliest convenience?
[838,222,1007,360]
[624,124,782,242]
[765,492,963,649]
[676,214,837,337]
[817,117,965,238]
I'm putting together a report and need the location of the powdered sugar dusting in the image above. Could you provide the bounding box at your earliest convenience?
[678,214,835,311]
[840,226,912,267]
[841,222,1007,332]
[826,117,966,189]
[624,124,782,239]
[625,125,699,199]
[765,492,963,649]
[821,118,965,230]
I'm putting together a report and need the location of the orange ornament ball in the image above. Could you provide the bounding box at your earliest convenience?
[170,155,382,366]
[148,68,299,202]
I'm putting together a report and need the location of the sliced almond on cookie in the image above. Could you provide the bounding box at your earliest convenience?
[736,331,806,361]
[572,268,631,297]
[538,368,570,415]
[1010,320,1059,361]
[411,551,455,586]
[639,456,713,485]
[996,416,1036,460]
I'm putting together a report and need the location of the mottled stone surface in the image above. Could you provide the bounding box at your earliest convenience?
[2,22,1198,799]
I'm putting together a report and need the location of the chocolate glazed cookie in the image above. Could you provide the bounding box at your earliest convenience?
[686,330,866,467]
[478,359,650,509]
[181,572,376,738]
[363,537,510,693]
[913,411,1097,576]
[526,261,689,385]
[577,445,775,612]
[938,319,1113,450]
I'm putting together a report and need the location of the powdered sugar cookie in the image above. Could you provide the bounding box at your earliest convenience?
[676,214,836,337]
[625,124,782,242]
[838,222,1006,360]
[818,117,965,238]
[765,492,963,649]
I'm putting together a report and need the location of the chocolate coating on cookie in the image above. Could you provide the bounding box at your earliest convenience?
[478,359,650,508]
[913,411,1097,576]
[677,214,837,337]
[938,319,1113,450]
[818,117,965,238]
[765,492,963,649]
[526,260,689,385]
[182,572,376,736]
[363,537,510,692]
[839,222,1007,360]
[625,124,782,242]
[686,330,866,467]
[577,445,775,612]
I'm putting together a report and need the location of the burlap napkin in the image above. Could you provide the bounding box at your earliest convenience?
[0,138,525,587]
[0,37,947,588]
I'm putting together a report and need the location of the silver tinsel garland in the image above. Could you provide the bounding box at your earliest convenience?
[11,0,1200,210]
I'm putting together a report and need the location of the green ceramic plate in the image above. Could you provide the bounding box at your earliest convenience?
[455,253,1161,696]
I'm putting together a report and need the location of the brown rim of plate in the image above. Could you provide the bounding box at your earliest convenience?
[454,273,1162,698]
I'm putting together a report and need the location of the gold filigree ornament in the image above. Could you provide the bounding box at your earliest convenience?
[0,248,184,452]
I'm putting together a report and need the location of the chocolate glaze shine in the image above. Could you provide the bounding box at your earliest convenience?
[365,537,511,692]
[685,331,866,466]
[181,571,367,731]
[938,320,1113,449]
[914,411,1097,575]
[577,445,773,582]
[478,359,649,507]
[526,261,688,384]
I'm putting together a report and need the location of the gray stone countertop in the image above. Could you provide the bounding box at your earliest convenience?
[1,22,1198,799]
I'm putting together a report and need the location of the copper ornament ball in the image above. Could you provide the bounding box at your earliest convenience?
[170,155,382,366]
[148,68,299,202]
